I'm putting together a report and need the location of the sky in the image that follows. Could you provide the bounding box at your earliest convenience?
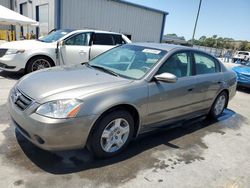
[125,0,250,41]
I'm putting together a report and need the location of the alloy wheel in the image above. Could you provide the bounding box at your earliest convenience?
[31,59,51,71]
[100,118,130,153]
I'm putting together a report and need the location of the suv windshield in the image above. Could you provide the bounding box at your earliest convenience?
[89,45,167,79]
[38,29,74,43]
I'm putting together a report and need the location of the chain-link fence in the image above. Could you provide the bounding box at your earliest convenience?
[193,45,224,57]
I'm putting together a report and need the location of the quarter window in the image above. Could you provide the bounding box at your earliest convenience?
[113,34,126,45]
[157,52,192,78]
[65,33,91,46]
[194,53,220,74]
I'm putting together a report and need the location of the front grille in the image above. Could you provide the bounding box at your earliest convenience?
[0,49,7,57]
[11,88,33,111]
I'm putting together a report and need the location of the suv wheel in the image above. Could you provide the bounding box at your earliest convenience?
[89,110,134,158]
[27,56,54,73]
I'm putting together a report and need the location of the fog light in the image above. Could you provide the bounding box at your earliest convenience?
[34,135,45,144]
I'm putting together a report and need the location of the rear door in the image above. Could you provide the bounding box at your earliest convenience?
[60,32,91,65]
[192,51,223,109]
[90,33,124,59]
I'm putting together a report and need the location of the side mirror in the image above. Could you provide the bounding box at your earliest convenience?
[154,73,178,83]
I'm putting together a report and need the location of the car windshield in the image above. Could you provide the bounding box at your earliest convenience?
[38,29,73,43]
[89,45,167,79]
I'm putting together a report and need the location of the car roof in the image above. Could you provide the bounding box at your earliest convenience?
[65,29,123,35]
[132,43,190,51]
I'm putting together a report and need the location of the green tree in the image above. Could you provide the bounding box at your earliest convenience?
[239,41,248,51]
[165,33,178,37]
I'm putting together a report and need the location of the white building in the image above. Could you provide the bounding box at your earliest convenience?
[1,0,168,42]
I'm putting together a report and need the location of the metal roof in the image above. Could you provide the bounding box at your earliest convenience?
[111,0,169,15]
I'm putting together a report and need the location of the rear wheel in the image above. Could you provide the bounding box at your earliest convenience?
[26,56,54,73]
[209,91,228,119]
[89,110,134,158]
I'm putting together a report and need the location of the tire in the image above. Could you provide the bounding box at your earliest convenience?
[209,91,228,119]
[89,110,134,158]
[26,56,54,73]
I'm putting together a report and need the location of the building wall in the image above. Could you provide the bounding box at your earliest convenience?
[60,0,164,42]
[0,0,12,30]
[0,0,10,8]
[14,0,55,37]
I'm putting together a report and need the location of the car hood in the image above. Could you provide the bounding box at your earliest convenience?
[17,65,132,102]
[232,66,250,75]
[0,40,54,50]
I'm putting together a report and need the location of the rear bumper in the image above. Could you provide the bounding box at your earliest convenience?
[8,94,98,151]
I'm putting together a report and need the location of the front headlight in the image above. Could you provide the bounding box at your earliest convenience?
[5,49,25,55]
[36,99,82,119]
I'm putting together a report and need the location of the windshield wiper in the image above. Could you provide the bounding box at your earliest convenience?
[90,65,119,77]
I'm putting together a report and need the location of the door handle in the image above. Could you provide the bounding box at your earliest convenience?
[79,51,86,54]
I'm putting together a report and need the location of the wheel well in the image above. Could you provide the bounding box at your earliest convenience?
[25,55,55,72]
[89,104,140,140]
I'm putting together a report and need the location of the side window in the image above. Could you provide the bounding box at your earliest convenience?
[194,53,220,75]
[113,34,126,45]
[157,52,192,78]
[93,33,114,45]
[64,33,91,46]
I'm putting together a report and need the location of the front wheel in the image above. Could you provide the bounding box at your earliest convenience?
[209,91,228,119]
[89,110,134,158]
[26,56,54,73]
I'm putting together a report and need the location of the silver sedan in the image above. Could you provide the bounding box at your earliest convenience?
[8,43,237,158]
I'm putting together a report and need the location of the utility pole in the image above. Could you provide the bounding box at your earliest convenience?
[191,0,202,45]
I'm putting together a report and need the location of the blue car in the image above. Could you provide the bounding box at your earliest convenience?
[232,61,250,88]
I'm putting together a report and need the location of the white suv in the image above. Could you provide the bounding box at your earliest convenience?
[233,51,250,63]
[0,29,131,73]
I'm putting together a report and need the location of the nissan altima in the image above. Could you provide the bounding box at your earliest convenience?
[8,43,237,158]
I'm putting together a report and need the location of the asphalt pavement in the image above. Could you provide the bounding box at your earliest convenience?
[0,70,250,188]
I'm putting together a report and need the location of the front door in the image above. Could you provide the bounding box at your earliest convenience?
[145,51,199,127]
[60,32,91,65]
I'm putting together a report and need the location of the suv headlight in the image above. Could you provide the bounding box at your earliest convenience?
[5,49,25,55]
[36,99,82,119]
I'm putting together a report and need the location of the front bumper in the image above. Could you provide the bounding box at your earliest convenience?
[237,81,250,88]
[0,54,27,72]
[8,93,98,151]
[235,73,250,88]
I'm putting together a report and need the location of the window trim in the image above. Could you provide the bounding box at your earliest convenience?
[192,51,221,76]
